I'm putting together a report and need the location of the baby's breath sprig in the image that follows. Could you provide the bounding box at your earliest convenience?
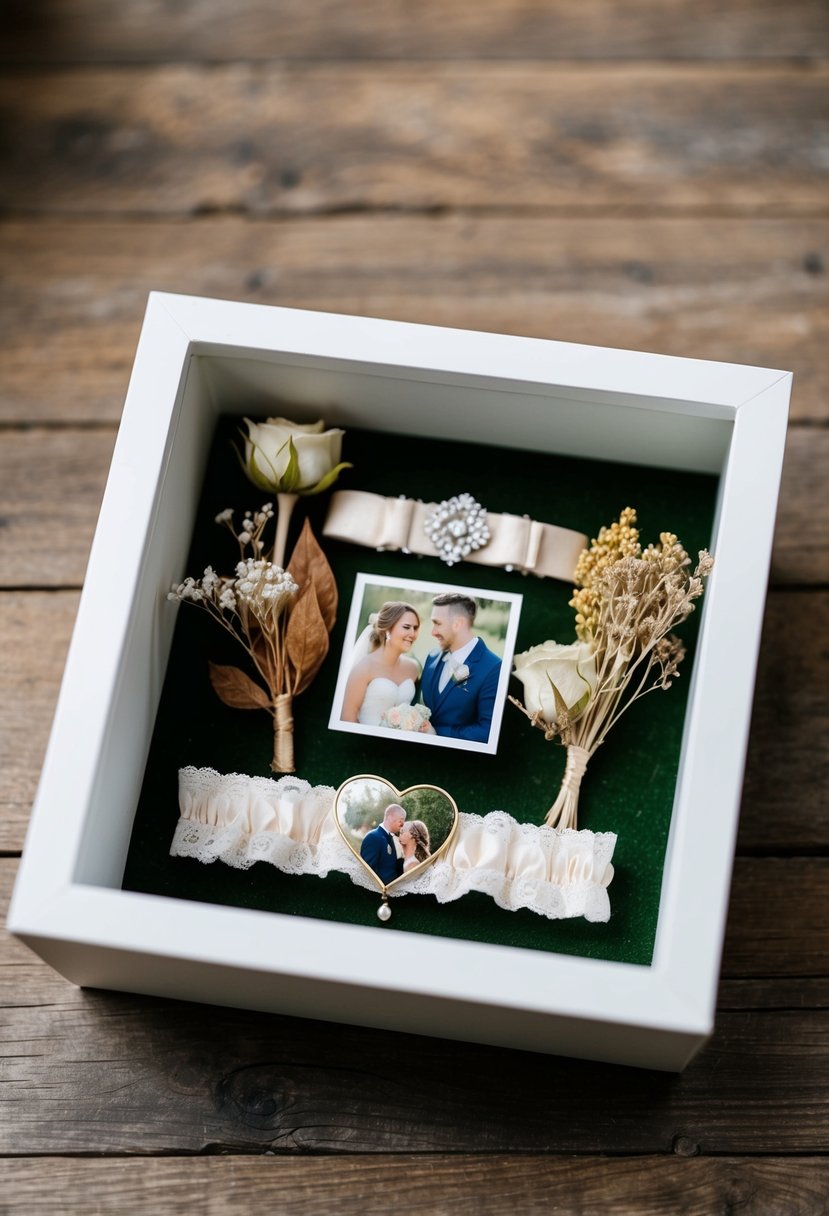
[169,502,337,773]
[214,502,274,559]
[511,508,713,829]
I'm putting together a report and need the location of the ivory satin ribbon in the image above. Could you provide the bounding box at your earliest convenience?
[322,490,587,583]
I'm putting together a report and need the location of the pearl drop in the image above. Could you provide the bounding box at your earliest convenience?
[377,902,392,922]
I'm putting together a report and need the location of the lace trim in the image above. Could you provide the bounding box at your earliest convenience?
[171,765,617,923]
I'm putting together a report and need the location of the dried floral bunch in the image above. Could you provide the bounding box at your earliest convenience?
[169,503,337,774]
[511,507,713,830]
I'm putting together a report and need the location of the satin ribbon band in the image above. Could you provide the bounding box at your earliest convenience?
[322,490,587,583]
[172,768,617,923]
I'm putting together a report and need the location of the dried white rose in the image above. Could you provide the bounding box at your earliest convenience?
[513,640,597,726]
[242,416,348,495]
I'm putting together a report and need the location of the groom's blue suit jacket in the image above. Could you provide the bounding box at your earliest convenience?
[421,638,502,743]
[360,825,402,884]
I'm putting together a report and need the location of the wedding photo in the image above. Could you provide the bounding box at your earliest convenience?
[336,777,458,888]
[328,574,522,754]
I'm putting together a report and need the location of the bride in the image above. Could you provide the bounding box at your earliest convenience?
[341,601,423,726]
[400,820,431,872]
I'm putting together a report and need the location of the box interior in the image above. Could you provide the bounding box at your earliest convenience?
[95,349,723,967]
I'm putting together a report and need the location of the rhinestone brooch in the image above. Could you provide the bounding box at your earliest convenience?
[424,493,490,566]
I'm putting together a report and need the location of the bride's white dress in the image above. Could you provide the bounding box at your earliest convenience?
[357,677,416,726]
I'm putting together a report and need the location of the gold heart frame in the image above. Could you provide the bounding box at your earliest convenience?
[334,774,460,921]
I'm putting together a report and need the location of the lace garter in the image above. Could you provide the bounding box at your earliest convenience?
[172,766,617,923]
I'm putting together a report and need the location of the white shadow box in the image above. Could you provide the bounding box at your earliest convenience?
[8,293,791,1070]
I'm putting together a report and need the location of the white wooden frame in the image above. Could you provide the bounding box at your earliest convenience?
[8,293,791,1070]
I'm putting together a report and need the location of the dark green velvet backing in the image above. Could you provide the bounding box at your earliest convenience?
[122,417,719,966]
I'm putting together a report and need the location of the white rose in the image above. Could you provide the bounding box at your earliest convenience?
[243,416,348,494]
[513,640,596,725]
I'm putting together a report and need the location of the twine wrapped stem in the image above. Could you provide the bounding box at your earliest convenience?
[545,745,591,830]
[271,693,295,773]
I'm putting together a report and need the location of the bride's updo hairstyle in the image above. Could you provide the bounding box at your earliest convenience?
[368,601,420,651]
[408,820,431,862]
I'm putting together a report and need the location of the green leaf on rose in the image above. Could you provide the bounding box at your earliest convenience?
[278,437,301,492]
[548,677,570,723]
[234,429,278,491]
[569,663,594,720]
[303,460,353,495]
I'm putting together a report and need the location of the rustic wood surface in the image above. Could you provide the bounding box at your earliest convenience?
[2,66,827,216]
[4,1,829,63]
[2,3,827,1212]
[2,1157,828,1216]
[2,218,827,424]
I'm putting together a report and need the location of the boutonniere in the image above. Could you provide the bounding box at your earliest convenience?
[451,663,470,686]
[510,507,713,831]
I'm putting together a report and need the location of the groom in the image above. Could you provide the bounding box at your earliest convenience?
[360,803,406,883]
[421,593,502,744]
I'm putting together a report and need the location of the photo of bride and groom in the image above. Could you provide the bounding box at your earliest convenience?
[360,803,430,883]
[330,574,522,754]
[335,776,458,886]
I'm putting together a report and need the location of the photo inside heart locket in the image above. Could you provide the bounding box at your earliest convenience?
[334,775,459,901]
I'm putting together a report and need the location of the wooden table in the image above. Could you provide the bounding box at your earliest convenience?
[2,4,827,1211]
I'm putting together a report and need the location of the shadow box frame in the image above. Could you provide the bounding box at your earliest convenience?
[8,292,791,1071]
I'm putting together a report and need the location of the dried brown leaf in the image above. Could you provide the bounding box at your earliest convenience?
[287,518,338,633]
[285,582,330,695]
[208,661,272,711]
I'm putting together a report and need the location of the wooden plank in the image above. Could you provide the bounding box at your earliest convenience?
[721,860,829,977]
[1,1156,828,1216]
[0,431,113,588]
[6,1,829,63]
[1,216,826,425]
[772,428,829,585]
[0,986,825,1152]
[1,66,827,215]
[719,978,829,1010]
[738,590,829,851]
[0,592,79,851]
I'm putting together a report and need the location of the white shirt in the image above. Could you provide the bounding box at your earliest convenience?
[437,636,479,693]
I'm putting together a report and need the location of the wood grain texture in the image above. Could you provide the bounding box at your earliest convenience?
[738,590,829,851]
[772,427,829,585]
[1,216,826,425]
[0,430,113,587]
[718,978,829,1011]
[0,983,825,1153]
[1,1155,828,1216]
[721,859,829,976]
[0,592,79,850]
[6,1,829,63]
[2,66,827,215]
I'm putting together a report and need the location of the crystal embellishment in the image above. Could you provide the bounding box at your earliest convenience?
[424,493,490,566]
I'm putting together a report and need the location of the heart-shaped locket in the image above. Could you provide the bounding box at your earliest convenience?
[334,774,459,921]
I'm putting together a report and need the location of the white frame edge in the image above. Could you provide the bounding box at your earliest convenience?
[7,293,792,1070]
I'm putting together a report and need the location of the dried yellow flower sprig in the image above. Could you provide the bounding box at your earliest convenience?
[571,506,640,639]
[511,508,713,830]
